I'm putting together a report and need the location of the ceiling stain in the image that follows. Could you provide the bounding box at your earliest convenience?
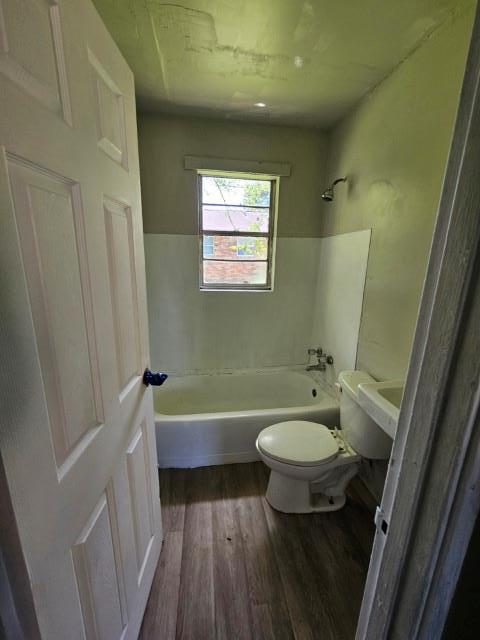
[92,0,474,128]
[148,2,217,49]
[191,44,289,65]
[149,3,290,83]
[293,1,317,44]
[199,45,290,82]
[313,32,336,55]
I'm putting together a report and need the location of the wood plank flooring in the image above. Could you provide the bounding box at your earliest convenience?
[139,463,375,640]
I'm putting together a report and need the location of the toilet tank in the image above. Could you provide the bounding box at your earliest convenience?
[338,371,392,459]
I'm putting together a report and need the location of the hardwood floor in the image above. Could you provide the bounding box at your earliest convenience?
[139,463,375,640]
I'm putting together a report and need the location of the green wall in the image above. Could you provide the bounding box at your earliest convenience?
[138,115,328,238]
[137,0,474,386]
[320,2,475,381]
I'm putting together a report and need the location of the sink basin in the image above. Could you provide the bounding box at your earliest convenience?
[357,380,404,439]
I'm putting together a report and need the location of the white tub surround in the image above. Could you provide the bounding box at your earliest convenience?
[311,229,371,388]
[145,234,319,372]
[153,370,339,468]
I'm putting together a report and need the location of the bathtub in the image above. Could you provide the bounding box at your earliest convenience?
[153,369,339,468]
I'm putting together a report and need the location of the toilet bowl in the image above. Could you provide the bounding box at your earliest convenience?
[256,371,392,514]
[256,422,361,512]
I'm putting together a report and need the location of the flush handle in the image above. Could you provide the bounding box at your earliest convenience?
[143,368,168,387]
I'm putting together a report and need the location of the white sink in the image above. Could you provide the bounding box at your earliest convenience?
[357,380,404,439]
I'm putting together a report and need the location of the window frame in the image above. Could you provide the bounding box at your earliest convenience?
[197,170,279,292]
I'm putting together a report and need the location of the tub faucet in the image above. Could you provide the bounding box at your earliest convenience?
[306,348,334,372]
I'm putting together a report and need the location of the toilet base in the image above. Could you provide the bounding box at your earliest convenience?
[265,470,347,514]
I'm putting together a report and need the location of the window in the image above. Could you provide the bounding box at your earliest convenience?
[203,235,214,257]
[198,172,277,290]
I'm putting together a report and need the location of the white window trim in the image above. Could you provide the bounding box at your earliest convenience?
[197,170,279,292]
[185,155,291,176]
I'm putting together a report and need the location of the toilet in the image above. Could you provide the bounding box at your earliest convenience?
[256,370,393,513]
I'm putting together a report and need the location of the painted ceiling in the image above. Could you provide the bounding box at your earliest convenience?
[92,0,466,128]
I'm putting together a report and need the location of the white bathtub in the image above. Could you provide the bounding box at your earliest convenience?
[153,370,339,468]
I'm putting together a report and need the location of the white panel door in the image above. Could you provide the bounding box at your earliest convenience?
[0,1,162,638]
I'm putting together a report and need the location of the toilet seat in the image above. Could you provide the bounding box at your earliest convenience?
[257,420,339,467]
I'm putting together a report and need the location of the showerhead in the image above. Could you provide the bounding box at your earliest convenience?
[321,177,347,202]
[321,187,334,202]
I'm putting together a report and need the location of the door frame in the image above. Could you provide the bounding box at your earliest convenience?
[356,3,480,638]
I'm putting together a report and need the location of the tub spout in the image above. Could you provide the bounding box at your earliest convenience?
[306,348,334,372]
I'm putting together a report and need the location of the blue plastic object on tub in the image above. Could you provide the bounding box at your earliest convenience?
[143,368,168,387]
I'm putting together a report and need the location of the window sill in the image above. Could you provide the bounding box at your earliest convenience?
[199,287,274,293]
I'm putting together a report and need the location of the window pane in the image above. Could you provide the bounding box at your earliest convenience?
[203,260,268,286]
[203,235,214,257]
[203,235,268,261]
[202,205,269,233]
[202,176,271,207]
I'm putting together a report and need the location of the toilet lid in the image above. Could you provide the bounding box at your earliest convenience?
[257,421,339,467]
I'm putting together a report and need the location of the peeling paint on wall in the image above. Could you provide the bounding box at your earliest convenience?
[367,180,403,218]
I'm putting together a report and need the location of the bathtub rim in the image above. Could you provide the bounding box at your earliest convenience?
[154,398,338,422]
[152,366,337,420]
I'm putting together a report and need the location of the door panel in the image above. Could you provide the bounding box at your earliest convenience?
[88,47,128,169]
[0,1,162,638]
[104,197,141,394]
[8,157,104,466]
[0,0,72,123]
[126,423,155,578]
[72,493,125,640]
